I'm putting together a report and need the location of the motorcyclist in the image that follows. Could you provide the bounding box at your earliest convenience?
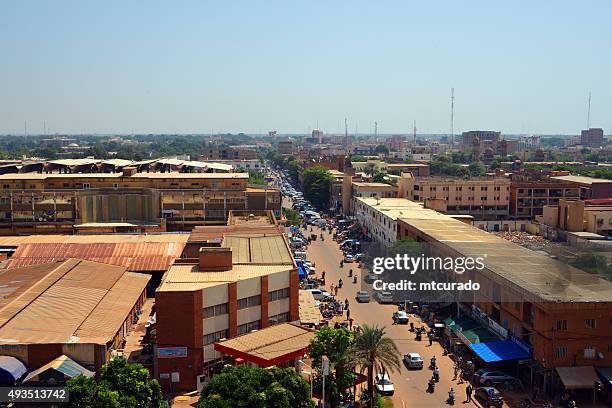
[427,378,435,393]
[433,366,440,382]
[448,388,455,405]
[338,278,343,288]
[430,356,437,369]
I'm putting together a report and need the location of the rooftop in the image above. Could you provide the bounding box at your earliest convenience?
[398,215,612,303]
[214,323,314,367]
[355,197,450,222]
[551,175,612,185]
[5,240,185,272]
[0,259,149,345]
[0,234,189,246]
[158,233,295,292]
[0,172,248,180]
[352,182,395,189]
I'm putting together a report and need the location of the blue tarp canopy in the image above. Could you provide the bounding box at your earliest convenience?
[469,339,531,363]
[298,265,306,280]
[0,356,27,382]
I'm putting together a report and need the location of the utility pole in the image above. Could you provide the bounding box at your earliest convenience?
[374,121,378,140]
[450,88,455,149]
[24,121,27,137]
[413,120,417,145]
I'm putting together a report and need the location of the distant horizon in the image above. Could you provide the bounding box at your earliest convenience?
[2,2,611,135]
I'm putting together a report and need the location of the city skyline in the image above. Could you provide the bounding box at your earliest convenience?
[1,1,611,135]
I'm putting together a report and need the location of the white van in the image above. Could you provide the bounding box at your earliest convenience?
[293,251,307,260]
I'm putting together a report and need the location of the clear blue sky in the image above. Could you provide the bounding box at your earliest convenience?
[1,1,611,135]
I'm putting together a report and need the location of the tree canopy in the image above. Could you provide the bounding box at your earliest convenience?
[302,166,333,210]
[66,357,167,408]
[198,365,314,408]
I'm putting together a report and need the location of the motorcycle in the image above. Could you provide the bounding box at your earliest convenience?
[429,357,437,370]
[447,392,455,405]
[427,380,435,393]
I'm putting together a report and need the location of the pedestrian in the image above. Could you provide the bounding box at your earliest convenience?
[334,285,339,296]
[348,317,353,330]
[466,384,473,402]
[322,271,326,281]
[346,308,350,320]
[427,331,433,346]
[453,365,459,380]
[330,283,335,293]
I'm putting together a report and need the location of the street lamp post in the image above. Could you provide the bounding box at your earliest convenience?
[298,359,314,400]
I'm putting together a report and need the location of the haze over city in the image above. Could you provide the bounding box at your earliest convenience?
[1,1,611,135]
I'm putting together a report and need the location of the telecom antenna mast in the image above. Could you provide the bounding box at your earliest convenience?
[374,121,378,139]
[413,120,417,145]
[450,88,455,149]
[587,92,591,129]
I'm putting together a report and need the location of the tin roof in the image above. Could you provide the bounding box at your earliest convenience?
[188,225,284,243]
[0,259,149,345]
[5,241,185,272]
[214,323,314,367]
[222,234,294,265]
[0,234,189,246]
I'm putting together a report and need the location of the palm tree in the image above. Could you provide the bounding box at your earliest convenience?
[351,324,400,407]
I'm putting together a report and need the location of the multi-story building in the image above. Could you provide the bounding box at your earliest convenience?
[277,140,294,155]
[395,211,612,394]
[542,198,612,236]
[0,171,281,234]
[386,163,430,177]
[200,146,258,161]
[155,233,299,391]
[580,128,604,147]
[509,179,580,218]
[551,175,612,200]
[398,173,511,219]
[461,130,501,148]
[353,197,450,244]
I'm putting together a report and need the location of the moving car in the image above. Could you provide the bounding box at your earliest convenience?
[344,254,355,263]
[403,352,424,369]
[475,387,503,408]
[355,290,370,303]
[476,370,515,386]
[392,310,409,324]
[374,373,394,396]
[375,291,394,304]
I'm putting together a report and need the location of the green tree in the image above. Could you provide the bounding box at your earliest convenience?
[198,365,314,408]
[66,357,166,408]
[309,327,356,406]
[302,166,333,211]
[351,155,367,162]
[374,145,389,155]
[468,161,486,177]
[372,171,387,183]
[282,207,302,226]
[351,324,401,407]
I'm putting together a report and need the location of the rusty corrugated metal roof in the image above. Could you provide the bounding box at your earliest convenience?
[0,259,150,345]
[6,242,185,272]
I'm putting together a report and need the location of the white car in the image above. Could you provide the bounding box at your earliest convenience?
[375,373,394,396]
[306,289,332,301]
[364,273,378,284]
[344,254,355,263]
[392,310,409,324]
[376,291,394,304]
[403,352,424,369]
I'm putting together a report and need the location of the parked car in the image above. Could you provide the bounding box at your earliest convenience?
[392,310,409,324]
[475,387,503,408]
[306,289,333,301]
[374,373,394,396]
[376,291,394,304]
[355,290,370,303]
[344,254,355,263]
[403,352,424,369]
[364,273,378,284]
[476,370,515,386]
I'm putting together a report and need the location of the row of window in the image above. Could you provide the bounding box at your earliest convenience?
[238,295,261,310]
[204,329,229,346]
[556,318,599,330]
[237,320,261,335]
[554,345,612,359]
[203,303,229,319]
[203,288,290,318]
[269,288,290,302]
[423,186,508,192]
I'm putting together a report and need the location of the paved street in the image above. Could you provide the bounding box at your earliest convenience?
[303,223,511,408]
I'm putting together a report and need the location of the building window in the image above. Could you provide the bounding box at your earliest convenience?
[556,320,568,331]
[554,347,567,359]
[268,288,290,302]
[237,295,261,310]
[268,312,289,326]
[585,319,597,329]
[82,183,90,190]
[204,329,228,345]
[203,303,229,318]
[237,320,261,335]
